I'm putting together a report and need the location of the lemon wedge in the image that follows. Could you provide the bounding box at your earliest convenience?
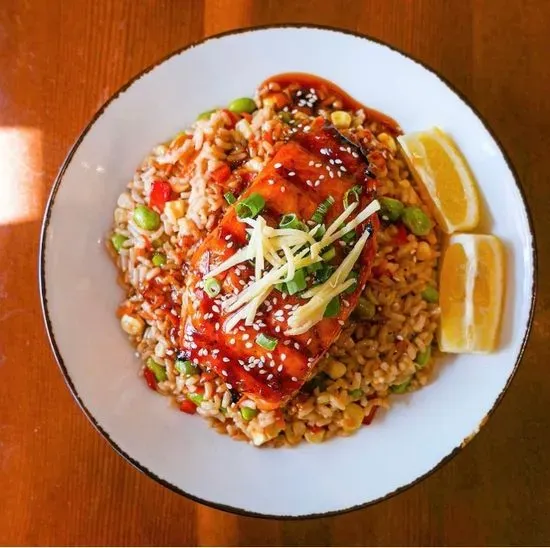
[438,234,505,353]
[398,127,480,234]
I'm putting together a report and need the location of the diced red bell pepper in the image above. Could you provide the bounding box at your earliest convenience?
[362,406,378,426]
[143,368,157,391]
[394,223,408,246]
[211,164,231,185]
[149,180,173,211]
[179,399,197,414]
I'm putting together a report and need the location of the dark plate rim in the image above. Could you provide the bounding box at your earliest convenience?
[38,23,538,520]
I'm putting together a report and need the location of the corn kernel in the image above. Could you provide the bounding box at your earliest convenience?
[330,110,352,129]
[377,132,397,152]
[416,241,432,261]
[342,403,364,432]
[327,360,347,380]
[164,200,186,224]
[305,429,326,444]
[120,314,145,336]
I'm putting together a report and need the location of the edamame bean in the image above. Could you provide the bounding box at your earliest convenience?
[111,233,128,252]
[391,378,411,394]
[240,406,258,421]
[402,206,432,236]
[133,204,161,231]
[421,286,439,303]
[152,252,166,267]
[415,346,431,368]
[197,109,215,121]
[355,297,375,320]
[228,97,257,114]
[379,197,405,222]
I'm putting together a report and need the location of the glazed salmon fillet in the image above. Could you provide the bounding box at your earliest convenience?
[179,123,379,409]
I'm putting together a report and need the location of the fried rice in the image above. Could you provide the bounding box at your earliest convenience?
[109,78,441,447]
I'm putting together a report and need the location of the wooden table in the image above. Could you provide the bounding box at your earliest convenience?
[1,0,547,545]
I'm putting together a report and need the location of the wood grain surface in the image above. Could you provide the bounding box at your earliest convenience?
[0,0,548,545]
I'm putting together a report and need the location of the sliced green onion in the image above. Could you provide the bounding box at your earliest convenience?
[275,282,285,292]
[348,388,364,400]
[286,268,307,295]
[307,261,323,273]
[224,192,237,205]
[311,196,335,224]
[343,185,363,208]
[240,406,258,421]
[152,252,166,266]
[146,357,167,383]
[341,228,357,244]
[321,246,336,262]
[204,277,221,297]
[324,297,341,318]
[187,392,204,406]
[175,359,199,376]
[256,333,278,351]
[279,213,305,231]
[344,271,358,294]
[235,193,265,219]
[315,264,335,284]
[313,223,326,241]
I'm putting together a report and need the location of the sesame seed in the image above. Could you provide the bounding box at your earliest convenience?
[242,334,250,341]
[215,322,220,330]
[277,364,283,372]
[291,376,298,382]
[274,162,282,168]
[227,242,233,248]
[281,353,287,361]
[306,338,312,345]
[280,186,286,193]
[267,374,273,380]
[230,338,235,345]
[245,342,253,349]
[226,383,232,389]
[222,357,230,363]
[293,342,300,350]
[334,158,342,165]
[288,171,296,177]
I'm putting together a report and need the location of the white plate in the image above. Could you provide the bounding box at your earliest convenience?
[39,26,536,518]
